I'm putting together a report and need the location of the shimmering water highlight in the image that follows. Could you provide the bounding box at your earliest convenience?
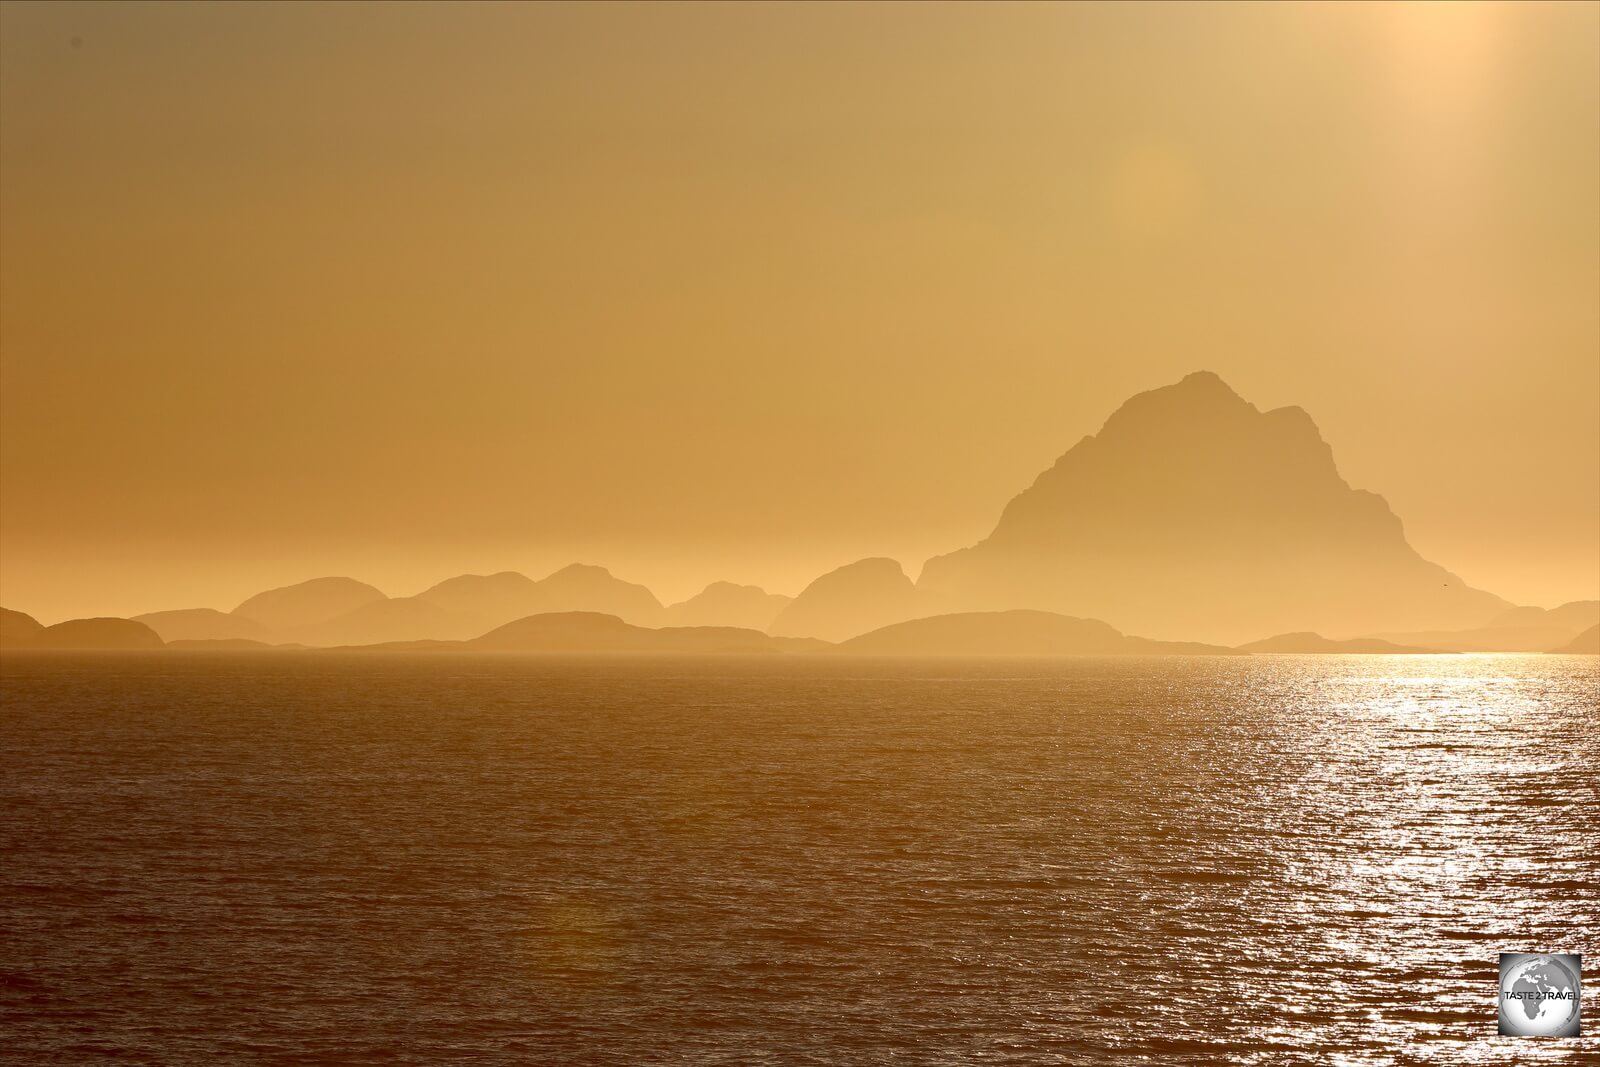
[2,653,1595,1064]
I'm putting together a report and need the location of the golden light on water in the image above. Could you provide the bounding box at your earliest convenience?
[527,899,623,980]
[0,2,1595,1061]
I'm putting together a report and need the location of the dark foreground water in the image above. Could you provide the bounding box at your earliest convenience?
[1,653,1596,1065]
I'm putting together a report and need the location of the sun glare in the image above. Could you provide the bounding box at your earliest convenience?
[1380,1,1504,112]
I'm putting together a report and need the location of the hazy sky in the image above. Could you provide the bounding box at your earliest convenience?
[2,1,1596,622]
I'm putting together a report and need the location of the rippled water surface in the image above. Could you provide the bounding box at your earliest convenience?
[2,653,1596,1064]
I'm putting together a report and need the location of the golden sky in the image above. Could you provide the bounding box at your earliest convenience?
[2,1,1596,621]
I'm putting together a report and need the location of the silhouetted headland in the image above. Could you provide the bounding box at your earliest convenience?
[1550,624,1600,655]
[332,612,827,655]
[1237,632,1439,654]
[472,612,822,654]
[25,617,165,650]
[165,638,279,650]
[836,610,1237,656]
[1,607,45,648]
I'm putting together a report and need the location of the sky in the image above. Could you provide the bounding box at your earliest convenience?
[1,1,1596,623]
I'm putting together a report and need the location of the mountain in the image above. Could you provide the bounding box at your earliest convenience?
[917,372,1509,645]
[467,612,821,654]
[133,608,275,643]
[30,617,164,650]
[298,596,483,646]
[413,571,543,630]
[767,558,925,642]
[1,607,45,648]
[414,565,664,629]
[166,638,277,650]
[233,577,387,631]
[525,564,663,626]
[1374,600,1599,653]
[1550,625,1599,655]
[835,609,1234,656]
[664,582,792,630]
[1237,632,1437,654]
[1488,601,1599,631]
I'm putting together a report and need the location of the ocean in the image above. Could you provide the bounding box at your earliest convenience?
[2,652,1595,1064]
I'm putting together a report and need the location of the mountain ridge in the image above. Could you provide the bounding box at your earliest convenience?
[916,371,1509,644]
[10,375,1589,650]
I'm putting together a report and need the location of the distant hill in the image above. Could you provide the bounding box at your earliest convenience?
[413,571,543,630]
[1375,600,1599,653]
[917,372,1508,645]
[467,612,819,654]
[526,564,663,626]
[134,608,274,643]
[1237,632,1438,654]
[664,582,791,630]
[31,617,164,650]
[836,610,1235,656]
[1550,625,1599,655]
[221,565,668,647]
[768,558,924,642]
[166,638,277,650]
[409,563,666,636]
[1,607,45,648]
[233,577,387,631]
[1489,601,1599,630]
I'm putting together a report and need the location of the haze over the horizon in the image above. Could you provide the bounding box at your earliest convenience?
[2,2,1596,623]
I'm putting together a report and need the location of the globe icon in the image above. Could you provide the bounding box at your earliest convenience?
[1499,954,1581,1037]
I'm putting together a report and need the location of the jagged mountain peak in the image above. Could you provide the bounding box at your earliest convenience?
[918,373,1507,643]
